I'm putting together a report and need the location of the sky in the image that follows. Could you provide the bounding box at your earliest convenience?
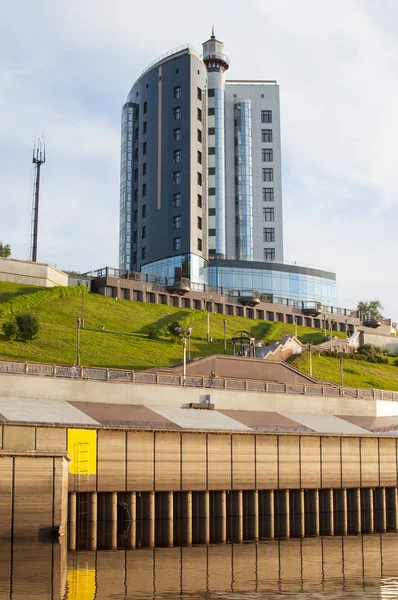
[1,0,397,319]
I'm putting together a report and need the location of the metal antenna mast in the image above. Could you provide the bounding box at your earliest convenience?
[31,137,46,262]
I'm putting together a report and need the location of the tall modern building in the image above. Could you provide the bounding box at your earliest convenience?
[120,32,336,305]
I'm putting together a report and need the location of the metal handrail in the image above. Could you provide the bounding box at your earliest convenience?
[0,360,397,401]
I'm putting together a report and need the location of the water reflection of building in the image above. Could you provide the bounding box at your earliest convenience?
[2,532,398,598]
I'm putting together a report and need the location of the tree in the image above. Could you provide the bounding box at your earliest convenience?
[357,299,384,320]
[1,320,18,341]
[15,313,40,342]
[0,242,11,258]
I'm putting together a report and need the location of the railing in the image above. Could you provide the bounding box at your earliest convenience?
[1,360,398,401]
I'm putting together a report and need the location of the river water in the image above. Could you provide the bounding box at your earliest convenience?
[2,532,398,599]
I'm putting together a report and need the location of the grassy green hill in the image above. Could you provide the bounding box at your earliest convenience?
[0,281,344,371]
[289,351,398,391]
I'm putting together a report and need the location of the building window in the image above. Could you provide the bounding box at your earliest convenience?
[133,210,137,223]
[208,107,215,116]
[208,127,215,135]
[142,226,146,239]
[263,188,274,202]
[142,183,146,196]
[142,205,146,218]
[142,247,146,260]
[209,187,215,196]
[261,110,272,123]
[262,168,273,182]
[262,129,273,143]
[197,150,202,164]
[208,88,215,97]
[174,107,181,120]
[133,231,137,243]
[135,127,139,138]
[134,168,138,181]
[197,107,202,121]
[142,162,147,175]
[134,107,139,119]
[197,194,202,208]
[143,121,147,134]
[263,227,275,242]
[262,149,273,162]
[263,207,275,222]
[174,86,182,99]
[197,238,202,251]
[264,248,275,261]
[133,251,137,264]
[209,208,216,216]
[174,128,181,141]
[197,172,202,186]
[134,189,138,202]
[143,142,147,155]
[209,147,216,155]
[209,228,216,236]
[144,101,147,114]
[197,87,202,100]
[134,148,138,161]
[173,237,181,251]
[175,68,179,74]
[173,215,181,229]
[197,129,202,143]
[208,167,215,175]
[173,193,181,207]
[197,216,202,230]
[173,149,181,163]
[173,171,181,184]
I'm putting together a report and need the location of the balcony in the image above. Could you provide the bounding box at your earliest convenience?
[302,301,322,317]
[166,277,190,296]
[238,291,261,307]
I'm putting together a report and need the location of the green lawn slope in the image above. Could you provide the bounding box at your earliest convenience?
[0,281,346,371]
[289,351,398,391]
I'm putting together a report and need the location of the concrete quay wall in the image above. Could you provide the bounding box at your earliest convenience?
[1,423,398,493]
[1,372,396,417]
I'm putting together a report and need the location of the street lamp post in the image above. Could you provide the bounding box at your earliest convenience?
[323,315,327,340]
[175,326,192,384]
[294,316,298,338]
[204,298,213,342]
[78,280,90,329]
[76,317,81,366]
[223,319,227,355]
[330,320,334,351]
[340,356,344,387]
[309,343,313,378]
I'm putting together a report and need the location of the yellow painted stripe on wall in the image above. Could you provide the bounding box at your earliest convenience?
[67,568,96,600]
[68,429,96,475]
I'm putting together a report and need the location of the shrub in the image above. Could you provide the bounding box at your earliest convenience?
[148,326,161,339]
[1,320,18,341]
[15,313,40,342]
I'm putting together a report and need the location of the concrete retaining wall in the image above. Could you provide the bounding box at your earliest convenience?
[0,257,68,287]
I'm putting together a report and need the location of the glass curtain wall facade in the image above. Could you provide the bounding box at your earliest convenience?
[234,100,253,261]
[208,263,336,304]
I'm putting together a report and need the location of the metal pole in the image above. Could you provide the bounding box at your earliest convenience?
[323,315,327,339]
[309,343,312,378]
[81,287,85,329]
[76,317,81,366]
[330,321,333,351]
[223,319,227,354]
[207,307,210,343]
[294,317,297,338]
[31,162,41,262]
[188,335,191,360]
[340,357,344,387]
[183,337,187,384]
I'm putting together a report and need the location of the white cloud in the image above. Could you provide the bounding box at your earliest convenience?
[0,0,397,318]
